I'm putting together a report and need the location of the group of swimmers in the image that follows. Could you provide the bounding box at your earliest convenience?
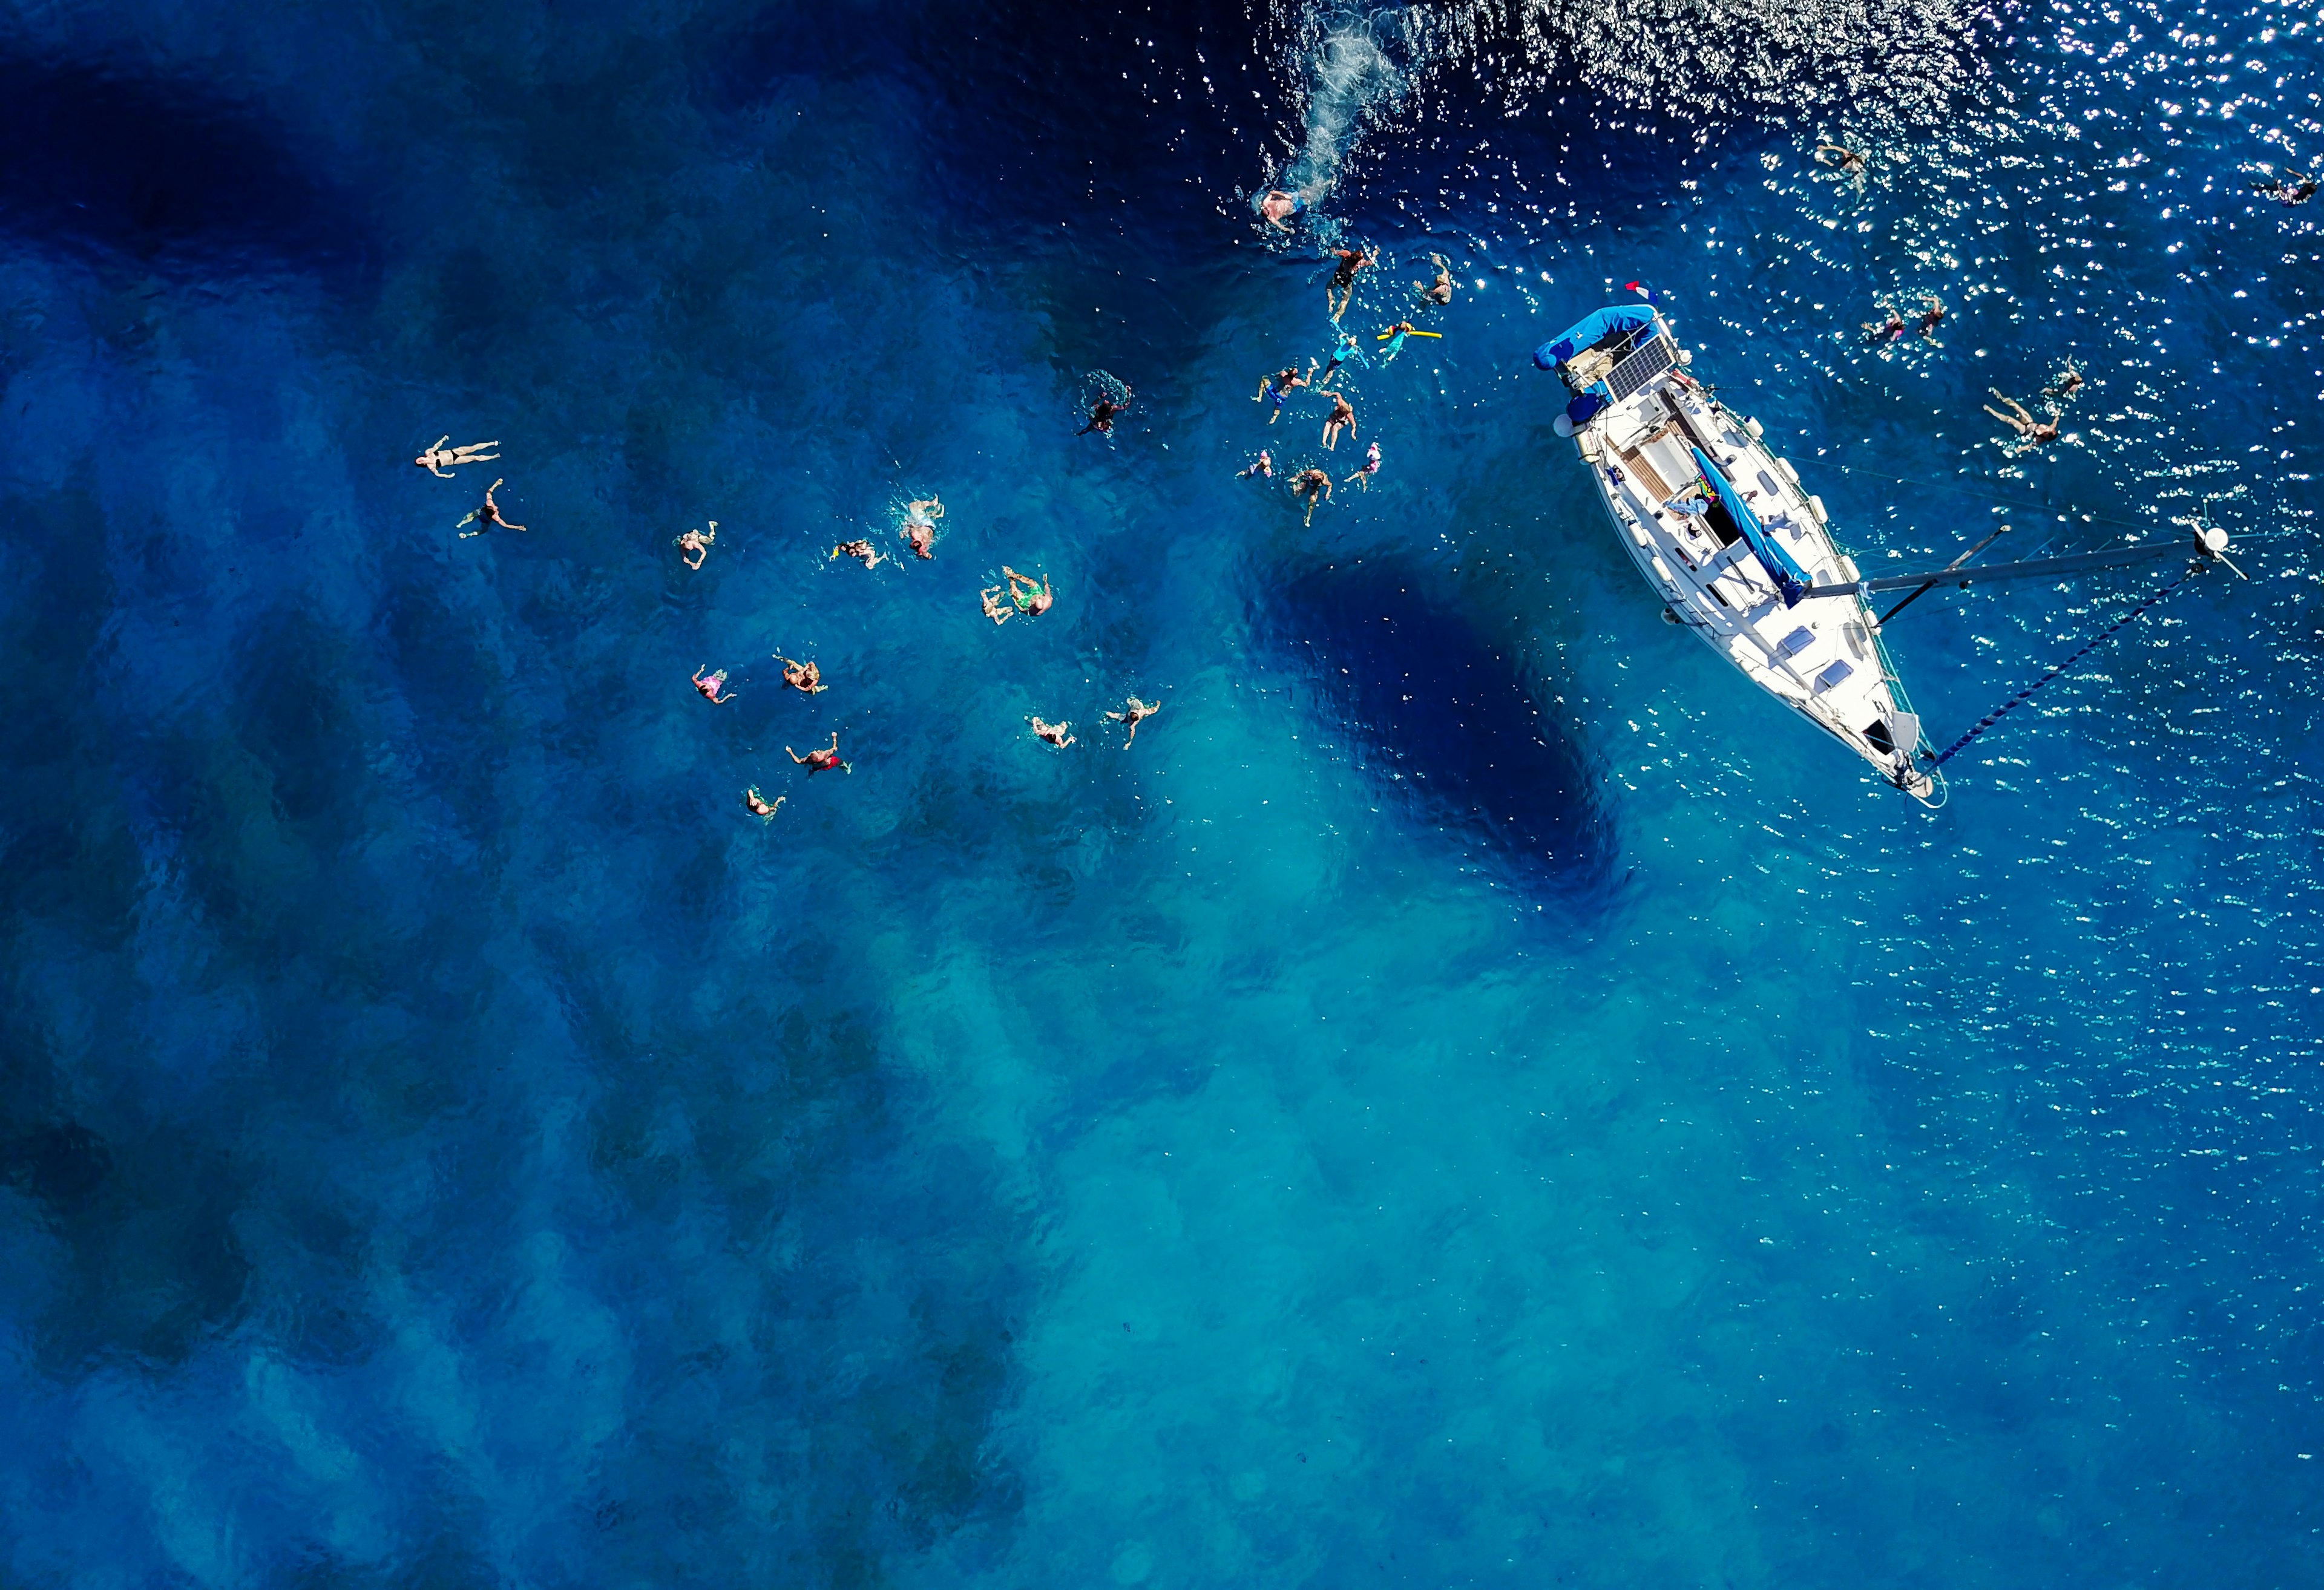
[1238,222,1454,523]
[1824,148,2086,465]
[419,439,1159,825]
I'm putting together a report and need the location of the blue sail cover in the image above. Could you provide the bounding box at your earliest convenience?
[1690,445,1813,607]
[1533,304,1658,371]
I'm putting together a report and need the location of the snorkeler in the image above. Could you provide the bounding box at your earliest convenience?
[831,538,884,569]
[1291,468,1332,526]
[775,654,827,693]
[1814,142,1868,181]
[2046,359,2083,399]
[1259,189,1304,231]
[1256,363,1310,423]
[1863,304,1908,344]
[1317,330,1365,391]
[1916,295,1946,339]
[676,520,717,570]
[744,787,784,822]
[1327,244,1377,321]
[901,496,944,559]
[1344,440,1381,490]
[1237,450,1274,479]
[1028,715,1075,748]
[2254,166,2319,204]
[1321,391,1356,451]
[1078,388,1131,435]
[1983,389,2061,450]
[692,665,738,704]
[1416,253,1454,306]
[415,436,500,478]
[1003,566,1054,617]
[456,478,525,537]
[1106,696,1160,744]
[788,732,850,773]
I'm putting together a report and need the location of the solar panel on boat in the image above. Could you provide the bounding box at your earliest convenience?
[1606,335,1677,402]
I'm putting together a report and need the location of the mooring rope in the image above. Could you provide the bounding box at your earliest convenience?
[1930,563,2204,767]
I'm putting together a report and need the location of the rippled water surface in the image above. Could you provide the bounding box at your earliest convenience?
[3,0,2322,1584]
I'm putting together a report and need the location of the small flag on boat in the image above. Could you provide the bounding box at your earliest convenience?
[1625,281,1657,303]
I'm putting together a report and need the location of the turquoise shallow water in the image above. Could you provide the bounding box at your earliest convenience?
[2,0,2323,1584]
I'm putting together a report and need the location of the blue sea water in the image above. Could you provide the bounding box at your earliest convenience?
[4,0,2324,1583]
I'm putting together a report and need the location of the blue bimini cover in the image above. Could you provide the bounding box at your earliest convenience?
[1534,304,1659,371]
[1690,445,1813,607]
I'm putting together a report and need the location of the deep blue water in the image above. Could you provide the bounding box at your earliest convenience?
[4,0,2323,1583]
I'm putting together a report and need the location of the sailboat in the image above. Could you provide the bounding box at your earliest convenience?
[1538,304,1945,803]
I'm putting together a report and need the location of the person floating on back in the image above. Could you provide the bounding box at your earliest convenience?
[1106,696,1160,744]
[789,732,850,773]
[457,478,525,537]
[692,665,738,704]
[676,521,717,569]
[1415,253,1454,306]
[1292,467,1332,527]
[1321,391,1355,451]
[1029,715,1075,748]
[1327,245,1377,322]
[775,654,827,693]
[416,436,500,478]
[1984,389,2061,451]
[744,788,784,822]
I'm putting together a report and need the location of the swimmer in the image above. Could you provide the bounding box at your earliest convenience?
[692,665,738,705]
[1344,440,1381,489]
[1322,391,1356,451]
[415,436,500,478]
[675,520,717,570]
[1106,696,1160,744]
[1237,450,1274,480]
[2046,358,2084,399]
[787,731,850,773]
[1291,467,1332,526]
[901,496,942,559]
[979,584,1014,625]
[1377,319,1416,362]
[744,787,784,822]
[1256,363,1310,423]
[1862,304,1907,344]
[2254,166,2319,204]
[1029,715,1075,748]
[1983,389,2061,450]
[1415,252,1454,306]
[775,654,827,694]
[1003,566,1054,617]
[830,538,884,569]
[1077,388,1131,435]
[1316,330,1365,391]
[1916,295,1946,339]
[1259,189,1304,231]
[456,478,525,537]
[1327,244,1377,321]
[1814,142,1868,182]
